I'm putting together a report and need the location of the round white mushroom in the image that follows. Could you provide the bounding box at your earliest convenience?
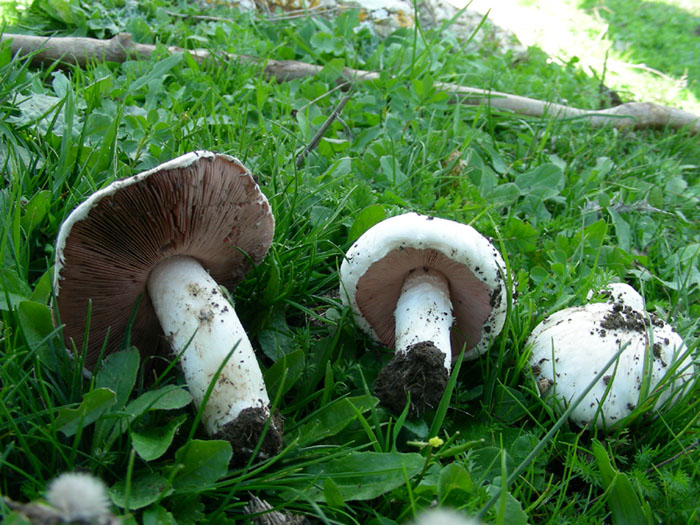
[586,281,646,312]
[339,212,510,416]
[528,290,694,429]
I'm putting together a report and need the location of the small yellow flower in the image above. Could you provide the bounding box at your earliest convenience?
[428,436,444,448]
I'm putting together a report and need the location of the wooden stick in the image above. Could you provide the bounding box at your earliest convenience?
[296,94,351,168]
[2,32,698,133]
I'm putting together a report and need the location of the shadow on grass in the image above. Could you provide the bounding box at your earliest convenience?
[578,0,700,100]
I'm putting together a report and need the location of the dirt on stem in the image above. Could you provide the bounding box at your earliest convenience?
[374,342,449,419]
[214,406,284,465]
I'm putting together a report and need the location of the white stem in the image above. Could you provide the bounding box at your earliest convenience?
[394,268,454,369]
[147,255,269,435]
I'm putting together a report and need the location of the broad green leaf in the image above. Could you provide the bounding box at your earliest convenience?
[323,157,352,180]
[51,71,71,98]
[125,386,193,418]
[323,477,345,508]
[129,54,183,93]
[91,106,122,176]
[318,137,350,157]
[486,485,528,525]
[83,112,112,141]
[491,183,521,207]
[347,204,386,243]
[608,209,631,253]
[264,349,305,398]
[582,219,608,250]
[0,267,31,311]
[17,299,63,371]
[17,300,54,351]
[291,395,379,447]
[294,451,424,502]
[168,496,206,524]
[20,190,50,234]
[258,308,295,361]
[296,109,312,142]
[471,447,514,484]
[110,471,173,510]
[664,174,687,195]
[126,18,154,45]
[504,217,538,253]
[310,32,343,55]
[591,156,614,183]
[515,163,565,199]
[108,385,192,443]
[142,506,176,525]
[469,152,498,194]
[9,94,76,136]
[379,155,407,187]
[172,440,232,491]
[529,266,549,285]
[414,462,442,495]
[319,58,346,79]
[45,0,86,25]
[55,388,117,436]
[492,385,528,424]
[309,205,334,228]
[592,441,652,525]
[29,270,52,304]
[95,347,140,409]
[438,463,474,504]
[131,414,187,461]
[262,257,281,304]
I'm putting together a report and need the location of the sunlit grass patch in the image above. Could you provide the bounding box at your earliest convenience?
[462,0,700,113]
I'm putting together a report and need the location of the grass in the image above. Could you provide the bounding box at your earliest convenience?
[0,0,699,523]
[469,0,700,113]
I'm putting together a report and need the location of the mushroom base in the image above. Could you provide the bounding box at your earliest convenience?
[374,342,449,418]
[213,406,284,464]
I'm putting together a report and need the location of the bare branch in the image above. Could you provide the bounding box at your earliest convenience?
[2,32,698,134]
[296,94,351,168]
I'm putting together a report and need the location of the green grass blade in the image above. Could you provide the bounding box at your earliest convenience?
[592,440,652,525]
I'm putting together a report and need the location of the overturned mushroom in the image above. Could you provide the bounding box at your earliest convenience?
[339,213,510,417]
[54,151,282,458]
[588,281,646,312]
[528,284,694,428]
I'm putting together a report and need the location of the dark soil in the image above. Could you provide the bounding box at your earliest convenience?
[214,406,284,465]
[374,341,449,418]
[600,303,649,332]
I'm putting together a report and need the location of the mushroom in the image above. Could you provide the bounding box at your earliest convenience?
[527,285,694,428]
[339,212,510,416]
[54,151,282,457]
[587,281,646,311]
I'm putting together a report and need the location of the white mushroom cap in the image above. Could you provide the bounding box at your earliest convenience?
[528,300,694,428]
[339,212,509,360]
[587,282,646,311]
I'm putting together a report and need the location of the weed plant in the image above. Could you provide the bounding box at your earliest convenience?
[0,0,698,523]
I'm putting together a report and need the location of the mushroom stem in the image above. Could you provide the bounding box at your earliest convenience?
[395,268,454,369]
[147,255,269,435]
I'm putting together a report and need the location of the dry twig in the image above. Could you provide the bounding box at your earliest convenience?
[295,94,351,168]
[2,32,699,134]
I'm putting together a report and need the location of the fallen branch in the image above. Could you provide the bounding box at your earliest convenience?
[2,32,699,133]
